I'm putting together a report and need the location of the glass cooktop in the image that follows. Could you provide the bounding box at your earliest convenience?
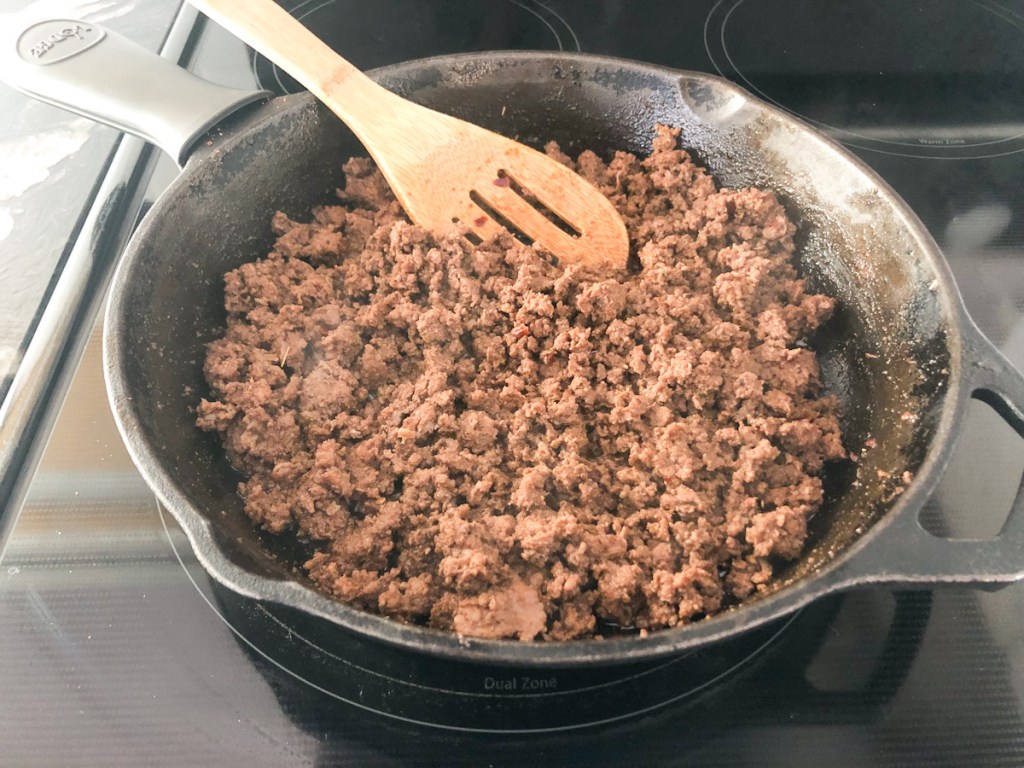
[2,0,1024,764]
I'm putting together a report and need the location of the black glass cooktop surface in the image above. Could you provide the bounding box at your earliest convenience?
[2,0,1024,764]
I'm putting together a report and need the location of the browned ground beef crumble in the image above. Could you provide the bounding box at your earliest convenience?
[196,125,845,641]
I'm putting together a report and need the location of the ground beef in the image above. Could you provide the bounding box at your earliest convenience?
[196,125,845,641]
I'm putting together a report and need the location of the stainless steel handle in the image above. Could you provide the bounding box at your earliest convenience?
[2,17,269,165]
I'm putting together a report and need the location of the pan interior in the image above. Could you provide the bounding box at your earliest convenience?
[108,55,955,645]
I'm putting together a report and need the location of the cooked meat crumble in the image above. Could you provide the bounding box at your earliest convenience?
[196,125,845,641]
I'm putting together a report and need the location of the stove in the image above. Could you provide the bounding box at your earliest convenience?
[2,0,1024,763]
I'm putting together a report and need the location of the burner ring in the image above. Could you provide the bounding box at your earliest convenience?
[704,0,1024,159]
[252,0,580,96]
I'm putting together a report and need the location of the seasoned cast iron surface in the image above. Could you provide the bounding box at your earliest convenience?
[106,55,960,664]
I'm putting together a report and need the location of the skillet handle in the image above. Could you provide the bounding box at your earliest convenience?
[0,16,270,166]
[837,323,1024,588]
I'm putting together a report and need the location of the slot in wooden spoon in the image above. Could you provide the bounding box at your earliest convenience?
[190,0,630,270]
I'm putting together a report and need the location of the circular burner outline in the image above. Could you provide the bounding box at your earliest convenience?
[252,601,689,701]
[159,501,800,733]
[257,0,581,95]
[509,0,581,52]
[703,0,1024,159]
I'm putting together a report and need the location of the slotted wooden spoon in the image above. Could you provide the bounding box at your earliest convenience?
[189,0,630,270]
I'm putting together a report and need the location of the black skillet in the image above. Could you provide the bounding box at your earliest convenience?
[8,17,1024,668]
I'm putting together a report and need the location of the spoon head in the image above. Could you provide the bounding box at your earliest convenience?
[371,108,631,271]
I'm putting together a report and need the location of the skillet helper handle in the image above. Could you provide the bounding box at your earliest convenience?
[838,324,1024,588]
[1,17,269,166]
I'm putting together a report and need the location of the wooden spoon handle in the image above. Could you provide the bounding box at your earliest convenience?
[188,0,403,137]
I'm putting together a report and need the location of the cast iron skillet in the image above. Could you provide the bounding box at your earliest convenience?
[11,18,1024,667]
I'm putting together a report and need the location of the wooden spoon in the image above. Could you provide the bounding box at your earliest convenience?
[189,0,630,270]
